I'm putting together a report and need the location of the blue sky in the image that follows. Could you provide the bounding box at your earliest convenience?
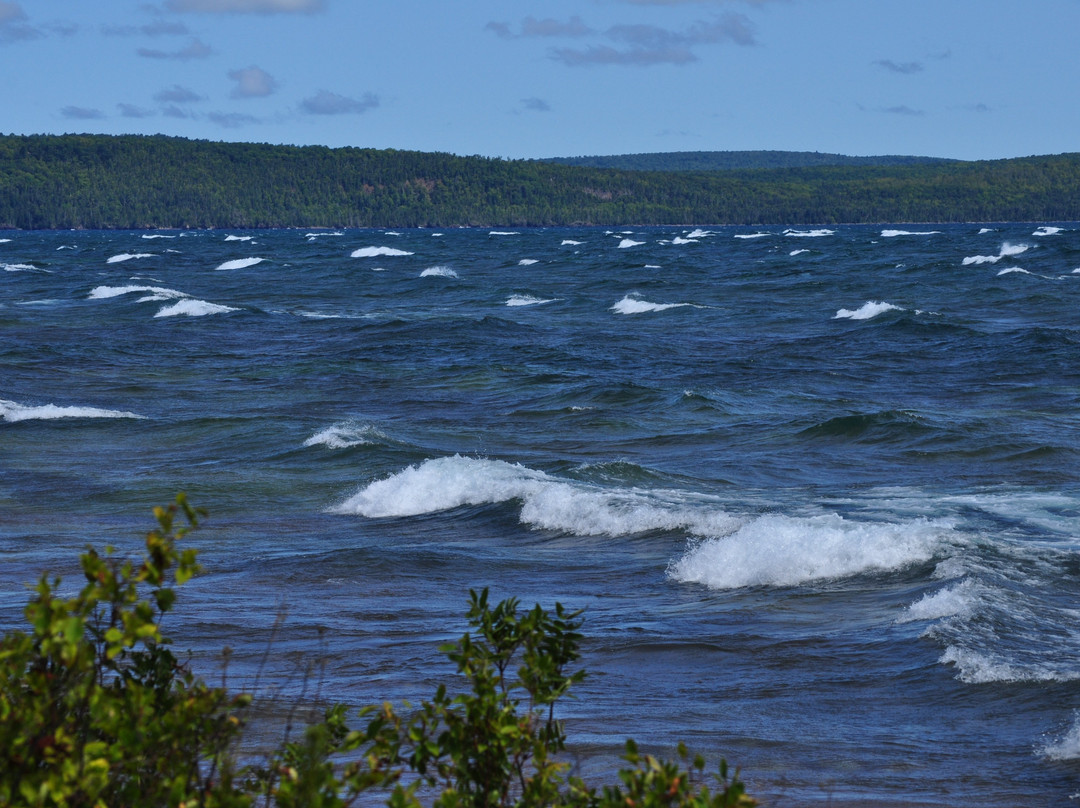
[2,0,1078,161]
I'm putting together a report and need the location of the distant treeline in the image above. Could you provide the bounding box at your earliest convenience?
[543,150,953,171]
[1,133,1078,229]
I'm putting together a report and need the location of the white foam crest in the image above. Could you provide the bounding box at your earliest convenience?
[939,646,1080,684]
[618,239,645,249]
[561,239,583,246]
[216,257,265,270]
[420,266,458,278]
[611,295,691,314]
[668,513,952,590]
[88,284,183,300]
[141,234,176,239]
[106,253,155,264]
[996,267,1030,276]
[671,237,698,245]
[834,301,902,320]
[898,580,980,623]
[224,235,253,242]
[881,229,942,237]
[333,456,741,538]
[734,232,771,239]
[978,227,995,234]
[518,259,539,266]
[1041,714,1080,760]
[685,229,712,239]
[964,242,1030,266]
[1033,226,1063,236]
[962,255,1001,265]
[154,299,238,318]
[385,231,402,236]
[1,398,145,423]
[789,249,809,256]
[784,228,834,238]
[0,238,11,243]
[304,422,386,450]
[306,231,343,238]
[351,246,414,258]
[3,263,38,272]
[506,295,555,307]
[489,231,519,236]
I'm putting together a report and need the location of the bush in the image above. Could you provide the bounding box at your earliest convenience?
[0,497,755,808]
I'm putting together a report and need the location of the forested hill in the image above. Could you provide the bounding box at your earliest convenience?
[1,133,1079,229]
[544,150,953,171]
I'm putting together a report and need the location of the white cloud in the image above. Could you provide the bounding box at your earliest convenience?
[300,90,379,115]
[61,106,106,120]
[165,0,324,13]
[138,37,212,59]
[229,65,277,98]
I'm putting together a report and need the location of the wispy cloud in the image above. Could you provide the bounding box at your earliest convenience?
[165,0,324,13]
[138,37,212,59]
[118,103,156,118]
[0,0,42,43]
[154,85,204,103]
[874,59,924,75]
[300,90,379,115]
[229,65,277,98]
[550,13,756,66]
[521,97,551,112]
[487,16,594,39]
[208,111,260,127]
[103,19,190,37]
[61,106,106,120]
[883,105,924,116]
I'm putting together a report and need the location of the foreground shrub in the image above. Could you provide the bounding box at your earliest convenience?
[0,497,755,808]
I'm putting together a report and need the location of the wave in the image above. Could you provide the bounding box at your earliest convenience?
[106,253,155,264]
[669,513,953,589]
[141,234,176,239]
[685,229,712,239]
[834,301,902,320]
[3,263,42,272]
[897,580,980,623]
[784,228,834,238]
[304,421,388,449]
[962,242,1029,265]
[561,239,583,246]
[618,239,645,249]
[1033,226,1064,236]
[154,299,239,317]
[1041,714,1080,760]
[996,267,1031,276]
[881,229,941,237]
[306,231,344,239]
[224,235,253,242]
[506,295,555,307]
[735,232,771,239]
[789,249,809,256]
[332,455,741,537]
[420,266,458,278]
[518,259,539,266]
[611,294,692,314]
[88,284,184,301]
[1,398,145,422]
[216,257,265,270]
[938,645,1080,684]
[489,231,519,236]
[671,237,698,245]
[351,246,414,258]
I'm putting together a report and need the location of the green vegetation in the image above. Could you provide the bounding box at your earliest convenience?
[543,150,952,171]
[0,133,1078,228]
[0,496,756,808]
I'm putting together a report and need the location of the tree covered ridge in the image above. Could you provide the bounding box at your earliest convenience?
[1,133,1078,229]
[543,150,954,171]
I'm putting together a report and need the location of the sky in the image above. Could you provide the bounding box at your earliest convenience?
[2,0,1078,161]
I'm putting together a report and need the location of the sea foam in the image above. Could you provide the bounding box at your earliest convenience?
[785,229,834,238]
[668,513,952,589]
[962,242,1029,265]
[618,239,645,249]
[1,398,145,423]
[216,257,265,270]
[611,295,691,314]
[304,422,387,450]
[881,229,942,237]
[834,301,902,320]
[421,266,458,278]
[351,246,414,258]
[154,300,238,318]
[506,295,555,307]
[107,253,155,263]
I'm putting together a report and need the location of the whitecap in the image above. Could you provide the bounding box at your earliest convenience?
[518,259,539,266]
[88,284,184,301]
[3,263,39,272]
[141,234,176,239]
[686,229,712,239]
[881,229,941,237]
[834,301,902,320]
[735,232,771,239]
[304,422,386,450]
[0,238,11,243]
[216,257,265,270]
[611,294,691,314]
[224,235,253,242]
[996,267,1030,276]
[789,249,810,256]
[489,231,519,236]
[154,299,238,317]
[332,455,740,539]
[305,231,344,238]
[898,580,980,623]
[506,294,555,307]
[561,239,584,246]
[668,512,953,589]
[1,398,145,423]
[420,266,458,278]
[384,231,402,236]
[939,646,1080,684]
[671,237,698,245]
[963,242,1030,265]
[784,228,834,238]
[1041,714,1080,760]
[618,239,645,249]
[351,246,414,258]
[1033,226,1063,236]
[978,227,995,235]
[106,253,155,264]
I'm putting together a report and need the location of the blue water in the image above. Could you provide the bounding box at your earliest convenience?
[4,224,1080,805]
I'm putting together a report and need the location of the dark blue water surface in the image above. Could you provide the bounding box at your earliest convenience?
[4,224,1080,805]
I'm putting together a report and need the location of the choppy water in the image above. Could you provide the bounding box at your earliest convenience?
[4,224,1080,805]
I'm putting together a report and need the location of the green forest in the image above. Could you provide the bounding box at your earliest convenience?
[1,133,1078,229]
